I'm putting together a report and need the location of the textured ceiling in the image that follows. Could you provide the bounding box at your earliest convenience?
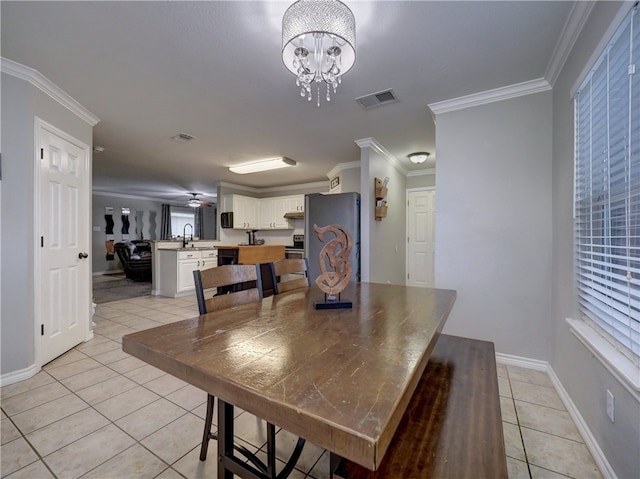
[1,1,575,203]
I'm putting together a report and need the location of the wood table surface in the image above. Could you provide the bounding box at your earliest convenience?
[122,282,456,471]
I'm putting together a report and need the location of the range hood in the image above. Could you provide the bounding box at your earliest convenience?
[283,211,304,219]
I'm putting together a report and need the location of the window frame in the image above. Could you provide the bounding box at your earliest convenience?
[572,5,640,393]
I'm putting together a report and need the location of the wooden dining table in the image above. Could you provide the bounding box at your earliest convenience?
[122,282,457,479]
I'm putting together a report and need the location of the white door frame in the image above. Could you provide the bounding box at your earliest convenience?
[34,117,93,368]
[405,187,436,287]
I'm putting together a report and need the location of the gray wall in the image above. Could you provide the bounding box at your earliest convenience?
[407,173,435,189]
[434,90,554,360]
[359,147,408,286]
[336,166,361,194]
[91,194,164,274]
[551,2,640,478]
[1,72,93,375]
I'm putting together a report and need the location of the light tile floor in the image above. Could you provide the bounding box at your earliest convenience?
[1,294,603,479]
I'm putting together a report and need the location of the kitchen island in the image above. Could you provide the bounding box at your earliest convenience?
[154,243,286,298]
[216,245,286,296]
[216,245,285,266]
[155,246,218,298]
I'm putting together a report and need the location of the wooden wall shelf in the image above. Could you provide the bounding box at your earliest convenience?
[375,177,388,221]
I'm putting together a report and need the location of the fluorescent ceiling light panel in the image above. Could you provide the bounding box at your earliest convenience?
[229,157,296,174]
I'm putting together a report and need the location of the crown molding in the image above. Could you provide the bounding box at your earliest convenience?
[219,180,328,195]
[327,161,360,179]
[1,57,100,126]
[407,168,435,177]
[428,78,551,116]
[355,138,408,175]
[544,1,596,87]
[259,181,329,193]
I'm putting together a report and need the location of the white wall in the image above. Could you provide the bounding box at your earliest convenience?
[434,90,554,360]
[551,2,640,478]
[1,72,93,376]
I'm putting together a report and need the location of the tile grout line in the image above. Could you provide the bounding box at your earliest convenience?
[1,400,60,479]
[506,367,534,479]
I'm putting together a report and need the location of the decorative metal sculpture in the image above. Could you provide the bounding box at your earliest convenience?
[313,223,353,309]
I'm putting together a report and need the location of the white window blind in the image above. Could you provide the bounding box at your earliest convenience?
[575,6,640,365]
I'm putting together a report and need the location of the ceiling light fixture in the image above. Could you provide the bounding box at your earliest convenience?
[229,157,296,175]
[408,152,431,164]
[188,198,201,208]
[282,0,356,107]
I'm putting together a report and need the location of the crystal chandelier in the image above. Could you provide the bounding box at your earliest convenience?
[282,0,356,107]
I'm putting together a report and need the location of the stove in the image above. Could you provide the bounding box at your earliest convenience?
[292,234,304,249]
[285,234,304,259]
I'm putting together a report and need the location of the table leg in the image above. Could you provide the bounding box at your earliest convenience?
[217,398,307,479]
[329,452,343,479]
[267,422,277,477]
[218,399,235,479]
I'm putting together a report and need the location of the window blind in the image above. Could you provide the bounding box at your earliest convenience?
[575,6,640,365]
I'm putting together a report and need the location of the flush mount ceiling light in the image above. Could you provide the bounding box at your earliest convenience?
[282,0,356,107]
[408,152,431,164]
[229,157,296,175]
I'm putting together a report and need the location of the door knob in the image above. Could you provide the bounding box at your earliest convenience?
[78,252,89,259]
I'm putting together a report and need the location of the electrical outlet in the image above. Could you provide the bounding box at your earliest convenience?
[606,389,615,422]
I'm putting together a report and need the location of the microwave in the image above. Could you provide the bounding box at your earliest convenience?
[220,212,233,228]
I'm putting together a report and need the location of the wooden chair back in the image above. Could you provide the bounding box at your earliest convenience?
[270,258,309,295]
[193,264,263,314]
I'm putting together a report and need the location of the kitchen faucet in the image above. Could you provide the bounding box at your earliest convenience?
[183,223,193,248]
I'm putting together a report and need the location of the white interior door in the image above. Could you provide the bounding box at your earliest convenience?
[407,188,436,288]
[38,120,91,365]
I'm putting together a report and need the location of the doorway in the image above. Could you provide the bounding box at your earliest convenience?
[37,118,92,365]
[406,188,436,287]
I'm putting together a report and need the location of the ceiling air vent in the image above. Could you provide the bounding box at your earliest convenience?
[171,133,195,142]
[355,89,398,110]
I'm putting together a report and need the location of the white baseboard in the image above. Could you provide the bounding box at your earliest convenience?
[547,367,617,479]
[496,352,616,479]
[0,363,40,387]
[496,352,548,371]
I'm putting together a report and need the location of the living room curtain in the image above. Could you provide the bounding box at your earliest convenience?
[194,207,204,238]
[160,204,172,240]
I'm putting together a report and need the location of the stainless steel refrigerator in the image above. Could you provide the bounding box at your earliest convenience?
[304,192,361,283]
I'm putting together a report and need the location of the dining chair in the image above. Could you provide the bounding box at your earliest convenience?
[269,258,309,295]
[192,264,263,461]
[193,263,263,315]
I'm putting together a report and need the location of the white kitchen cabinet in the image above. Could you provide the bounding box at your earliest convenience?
[158,249,217,297]
[224,194,302,230]
[286,195,304,213]
[224,194,260,229]
[260,197,293,229]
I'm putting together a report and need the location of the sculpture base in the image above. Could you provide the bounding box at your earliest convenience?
[314,300,352,310]
[314,293,352,310]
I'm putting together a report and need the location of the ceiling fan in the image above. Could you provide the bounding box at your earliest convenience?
[186,193,213,208]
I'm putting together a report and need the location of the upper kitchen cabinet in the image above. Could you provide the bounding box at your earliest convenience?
[223,194,260,229]
[223,194,304,230]
[286,195,304,214]
[260,197,292,230]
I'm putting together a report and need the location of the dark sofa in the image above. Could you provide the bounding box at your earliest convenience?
[114,240,152,282]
